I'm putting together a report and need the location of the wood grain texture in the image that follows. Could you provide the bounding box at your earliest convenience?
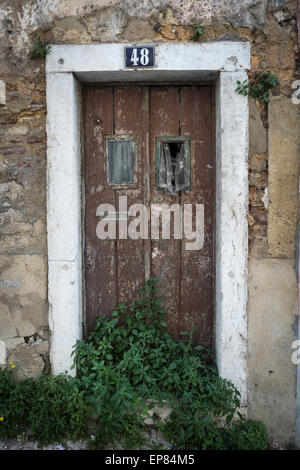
[83,85,214,346]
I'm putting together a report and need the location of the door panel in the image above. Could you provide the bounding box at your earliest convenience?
[149,87,182,340]
[83,85,214,347]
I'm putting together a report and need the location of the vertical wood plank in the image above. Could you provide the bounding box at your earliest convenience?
[149,86,182,340]
[114,86,147,305]
[83,87,117,333]
[180,86,214,347]
[142,87,151,281]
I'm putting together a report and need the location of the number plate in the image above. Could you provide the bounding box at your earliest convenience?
[125,46,155,68]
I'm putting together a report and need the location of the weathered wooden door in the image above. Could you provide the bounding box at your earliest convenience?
[83,85,214,347]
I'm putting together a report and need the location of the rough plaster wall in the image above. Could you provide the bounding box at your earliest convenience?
[0,0,299,442]
[248,259,298,443]
[0,0,269,62]
[268,97,300,259]
[247,93,300,443]
[246,2,299,444]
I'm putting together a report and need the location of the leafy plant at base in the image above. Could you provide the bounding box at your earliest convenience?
[0,370,89,444]
[72,278,269,450]
[235,71,279,102]
[0,279,270,449]
[30,34,51,59]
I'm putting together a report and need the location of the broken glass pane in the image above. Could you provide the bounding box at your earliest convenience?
[159,143,176,194]
[174,144,186,191]
[157,140,189,194]
[107,139,133,184]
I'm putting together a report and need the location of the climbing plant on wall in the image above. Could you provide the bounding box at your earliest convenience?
[236,71,280,102]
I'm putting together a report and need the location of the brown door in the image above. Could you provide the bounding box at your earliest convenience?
[83,85,214,347]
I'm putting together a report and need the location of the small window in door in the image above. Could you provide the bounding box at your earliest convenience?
[106,136,137,185]
[156,136,191,195]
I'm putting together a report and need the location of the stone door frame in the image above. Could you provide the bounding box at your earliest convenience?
[46,41,250,405]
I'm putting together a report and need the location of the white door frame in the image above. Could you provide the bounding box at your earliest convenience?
[46,42,250,405]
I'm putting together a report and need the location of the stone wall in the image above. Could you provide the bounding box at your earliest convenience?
[0,0,299,443]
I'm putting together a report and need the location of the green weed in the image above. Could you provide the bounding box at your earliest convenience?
[0,278,269,449]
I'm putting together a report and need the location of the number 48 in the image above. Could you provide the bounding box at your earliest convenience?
[130,48,149,66]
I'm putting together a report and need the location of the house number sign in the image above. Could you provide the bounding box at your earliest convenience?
[125,46,155,68]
